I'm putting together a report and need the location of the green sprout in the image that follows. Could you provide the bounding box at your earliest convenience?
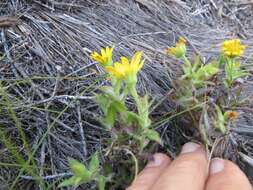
[58,153,106,190]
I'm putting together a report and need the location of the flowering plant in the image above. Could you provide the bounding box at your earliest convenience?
[167,37,248,136]
[92,47,160,148]
[167,37,219,106]
[221,39,248,88]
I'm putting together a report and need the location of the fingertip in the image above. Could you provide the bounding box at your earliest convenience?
[151,142,208,190]
[209,158,224,174]
[180,142,202,154]
[206,158,252,190]
[180,142,208,159]
[178,142,208,167]
[146,153,171,168]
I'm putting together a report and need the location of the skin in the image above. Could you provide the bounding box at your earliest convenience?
[127,142,252,190]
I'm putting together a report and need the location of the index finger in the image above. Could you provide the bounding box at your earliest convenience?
[151,142,209,190]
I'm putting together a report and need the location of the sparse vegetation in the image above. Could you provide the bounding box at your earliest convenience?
[0,0,253,189]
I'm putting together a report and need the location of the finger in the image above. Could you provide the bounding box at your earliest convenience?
[126,153,171,190]
[206,158,252,190]
[151,142,208,190]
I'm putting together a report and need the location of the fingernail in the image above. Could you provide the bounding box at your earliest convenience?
[181,142,201,154]
[146,154,163,167]
[210,158,225,174]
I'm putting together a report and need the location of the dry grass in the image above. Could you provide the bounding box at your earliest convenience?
[0,0,253,189]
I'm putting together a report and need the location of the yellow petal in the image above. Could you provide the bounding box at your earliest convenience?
[131,51,143,73]
[131,51,143,66]
[120,57,129,66]
[101,48,106,57]
[138,60,145,71]
[178,37,186,44]
[222,39,245,58]
[106,66,122,79]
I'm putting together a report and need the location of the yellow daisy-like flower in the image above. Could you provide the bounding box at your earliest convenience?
[106,51,144,84]
[167,37,187,58]
[222,39,246,58]
[90,46,114,66]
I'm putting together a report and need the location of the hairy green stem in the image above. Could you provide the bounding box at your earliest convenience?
[129,85,141,114]
[225,58,234,88]
[182,55,192,68]
[113,80,122,96]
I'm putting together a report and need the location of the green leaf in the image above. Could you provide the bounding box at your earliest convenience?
[232,70,248,80]
[97,89,127,129]
[98,175,106,190]
[138,95,151,128]
[96,94,110,114]
[100,97,127,129]
[99,86,124,103]
[215,105,224,122]
[100,86,116,97]
[192,55,201,72]
[125,111,141,125]
[89,153,100,175]
[218,54,226,66]
[191,61,219,87]
[58,176,79,187]
[144,129,161,143]
[224,59,249,88]
[195,62,219,80]
[233,61,241,68]
[182,64,192,77]
[111,100,127,113]
[214,105,226,134]
[102,104,116,129]
[69,159,91,180]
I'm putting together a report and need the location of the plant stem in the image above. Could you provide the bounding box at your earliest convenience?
[122,87,129,100]
[129,85,141,114]
[123,148,139,182]
[182,55,192,69]
[225,58,233,88]
[114,80,122,96]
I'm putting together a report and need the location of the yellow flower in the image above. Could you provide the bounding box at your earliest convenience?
[222,39,246,58]
[178,37,187,44]
[167,37,186,58]
[106,51,144,84]
[90,46,114,66]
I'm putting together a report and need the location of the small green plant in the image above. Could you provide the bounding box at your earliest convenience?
[167,37,247,141]
[221,39,249,88]
[181,55,219,87]
[59,46,161,189]
[59,38,250,189]
[167,37,219,105]
[214,105,239,134]
[59,153,106,189]
[87,47,162,188]
[167,37,219,88]
[91,47,160,149]
[224,60,248,88]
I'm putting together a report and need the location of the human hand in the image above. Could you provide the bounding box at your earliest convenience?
[127,142,252,190]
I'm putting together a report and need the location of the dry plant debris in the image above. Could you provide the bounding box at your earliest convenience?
[0,0,253,189]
